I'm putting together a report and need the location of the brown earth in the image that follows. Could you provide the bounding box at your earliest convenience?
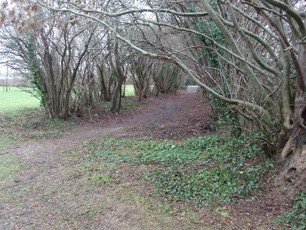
[0,91,291,229]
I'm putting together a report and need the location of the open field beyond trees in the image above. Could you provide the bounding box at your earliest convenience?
[0,87,40,112]
[0,86,135,113]
[1,91,305,229]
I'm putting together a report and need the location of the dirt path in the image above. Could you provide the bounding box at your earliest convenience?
[7,91,210,163]
[1,91,213,230]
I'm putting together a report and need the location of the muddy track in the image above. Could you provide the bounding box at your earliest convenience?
[4,91,210,164]
[1,91,211,230]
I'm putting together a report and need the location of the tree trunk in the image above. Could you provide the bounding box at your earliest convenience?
[277,91,306,194]
[97,64,111,101]
[138,73,143,101]
[110,41,126,112]
[122,80,126,98]
[60,89,72,119]
[278,38,306,194]
[111,78,124,112]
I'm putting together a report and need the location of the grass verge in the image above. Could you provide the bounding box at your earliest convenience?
[82,135,274,204]
[0,154,27,185]
[0,132,290,229]
[0,108,76,150]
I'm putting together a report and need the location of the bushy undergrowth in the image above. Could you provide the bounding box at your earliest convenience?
[84,135,274,204]
[273,191,306,229]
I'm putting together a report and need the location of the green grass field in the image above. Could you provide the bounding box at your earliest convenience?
[0,87,40,112]
[0,85,135,113]
[123,85,135,97]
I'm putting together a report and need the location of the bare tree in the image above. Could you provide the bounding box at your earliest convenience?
[0,1,99,118]
[129,56,154,100]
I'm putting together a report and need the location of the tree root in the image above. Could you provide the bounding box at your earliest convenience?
[277,139,306,195]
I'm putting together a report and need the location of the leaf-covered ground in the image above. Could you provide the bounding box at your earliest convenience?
[0,91,301,229]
